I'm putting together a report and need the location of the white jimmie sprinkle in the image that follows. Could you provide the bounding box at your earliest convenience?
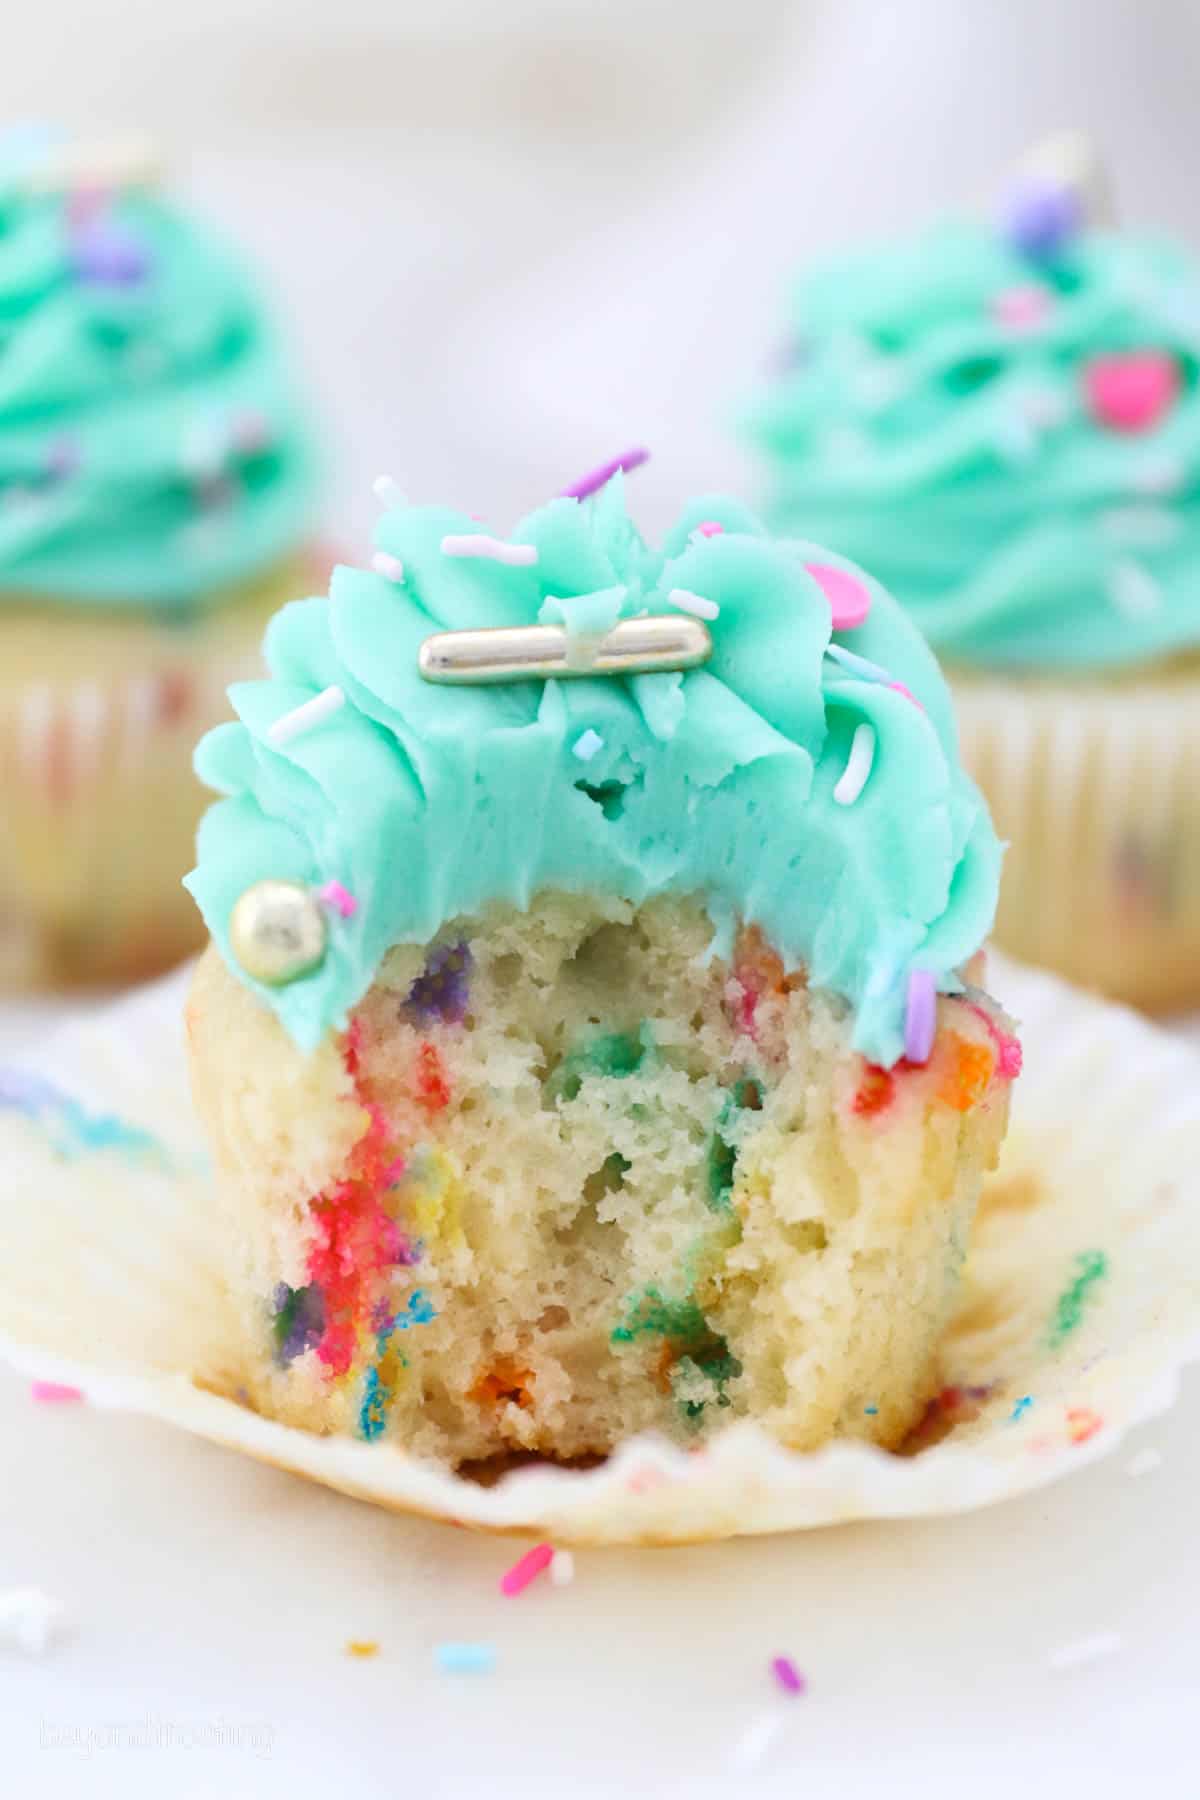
[441,534,539,567]
[833,723,876,806]
[667,586,720,622]
[267,685,345,747]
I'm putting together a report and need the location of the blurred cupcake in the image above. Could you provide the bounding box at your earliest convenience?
[742,135,1200,1010]
[183,468,1015,1467]
[0,128,320,987]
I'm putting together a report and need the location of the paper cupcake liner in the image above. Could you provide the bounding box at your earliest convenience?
[0,951,1197,1544]
[0,550,329,989]
[954,666,1200,1012]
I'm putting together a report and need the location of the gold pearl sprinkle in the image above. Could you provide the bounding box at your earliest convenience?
[229,881,327,987]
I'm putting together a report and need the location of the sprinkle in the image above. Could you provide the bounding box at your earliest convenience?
[863,1404,878,1415]
[435,1642,496,1675]
[0,1587,65,1656]
[30,1382,83,1405]
[1067,1406,1103,1445]
[904,969,937,1065]
[441,534,538,567]
[771,1656,806,1696]
[833,723,876,806]
[1108,558,1161,620]
[1002,180,1081,259]
[695,520,724,537]
[1084,350,1180,433]
[1050,1250,1108,1347]
[804,561,872,629]
[70,216,151,285]
[230,409,271,454]
[667,586,719,622]
[992,283,1053,330]
[560,447,650,501]
[267,685,345,747]
[549,1549,575,1587]
[500,1542,554,1598]
[823,644,893,685]
[372,551,405,582]
[1020,385,1070,429]
[572,729,604,762]
[1048,1632,1122,1672]
[1010,1394,1033,1422]
[318,880,358,919]
[1127,1448,1162,1478]
[405,942,471,1026]
[372,474,406,506]
[46,436,81,480]
[345,1640,380,1658]
[729,1710,787,1773]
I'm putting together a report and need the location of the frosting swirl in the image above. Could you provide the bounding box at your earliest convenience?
[185,480,1000,1066]
[0,164,316,609]
[742,222,1200,672]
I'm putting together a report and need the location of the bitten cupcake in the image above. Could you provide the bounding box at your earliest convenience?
[0,130,319,987]
[182,461,1018,1470]
[742,141,1200,1009]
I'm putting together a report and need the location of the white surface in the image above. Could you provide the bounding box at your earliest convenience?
[0,1358,1195,1798]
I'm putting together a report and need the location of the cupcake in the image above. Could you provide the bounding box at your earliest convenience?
[741,140,1200,1009]
[0,129,319,987]
[183,465,1018,1468]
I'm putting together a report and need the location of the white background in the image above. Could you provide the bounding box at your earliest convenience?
[4,2,1200,1792]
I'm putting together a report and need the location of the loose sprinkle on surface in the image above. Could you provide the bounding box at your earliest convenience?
[549,1549,575,1587]
[572,729,604,763]
[318,881,358,919]
[904,969,937,1065]
[1048,1632,1121,1671]
[667,586,720,622]
[771,1656,806,1696]
[499,1542,554,1598]
[729,1710,787,1773]
[30,1382,83,1405]
[436,1642,496,1675]
[267,685,345,748]
[560,447,649,501]
[441,534,538,568]
[372,551,405,582]
[833,723,876,806]
[345,1640,379,1658]
[1010,1395,1033,1422]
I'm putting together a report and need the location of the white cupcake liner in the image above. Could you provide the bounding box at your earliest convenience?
[0,953,1197,1544]
[954,669,1200,1010]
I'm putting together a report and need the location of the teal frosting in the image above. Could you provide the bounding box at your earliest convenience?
[185,479,1001,1066]
[742,222,1200,672]
[0,151,316,608]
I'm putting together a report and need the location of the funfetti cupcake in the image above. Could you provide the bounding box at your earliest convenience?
[183,457,1018,1470]
[0,129,319,988]
[742,135,1200,1011]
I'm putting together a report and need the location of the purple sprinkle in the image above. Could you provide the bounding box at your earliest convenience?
[560,447,650,502]
[70,218,151,287]
[771,1656,806,1696]
[405,941,471,1025]
[46,436,81,481]
[904,969,937,1065]
[272,1283,325,1364]
[1001,181,1081,260]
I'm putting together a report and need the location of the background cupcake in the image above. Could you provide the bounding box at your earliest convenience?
[0,129,319,987]
[741,139,1200,1011]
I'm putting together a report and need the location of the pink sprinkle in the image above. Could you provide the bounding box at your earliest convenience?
[318,880,358,919]
[1084,351,1180,434]
[992,284,1053,331]
[560,447,649,502]
[31,1382,83,1405]
[696,520,724,537]
[771,1656,806,1696]
[804,562,872,629]
[499,1542,554,1598]
[887,679,923,710]
[904,969,937,1065]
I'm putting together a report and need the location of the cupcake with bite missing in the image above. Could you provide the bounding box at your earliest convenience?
[742,136,1200,1011]
[0,129,320,987]
[183,460,1018,1469]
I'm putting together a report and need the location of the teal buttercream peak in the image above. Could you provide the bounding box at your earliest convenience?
[0,155,317,607]
[742,220,1200,672]
[185,484,1001,1065]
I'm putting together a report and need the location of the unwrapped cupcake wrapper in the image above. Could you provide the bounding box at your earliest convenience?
[953,667,1200,1012]
[0,951,1197,1543]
